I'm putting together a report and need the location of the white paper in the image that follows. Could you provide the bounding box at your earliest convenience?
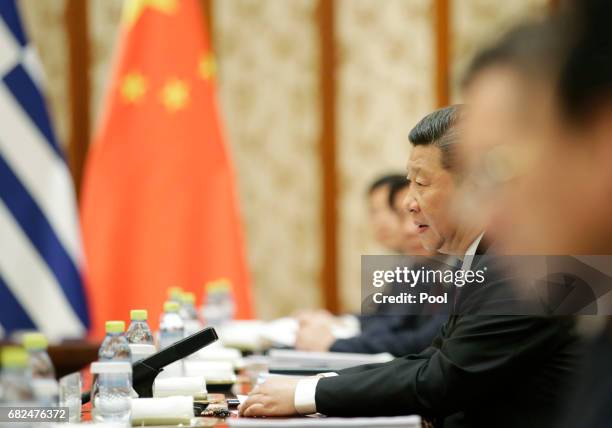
[130,396,194,425]
[268,349,393,370]
[190,346,244,368]
[155,360,184,379]
[259,317,299,347]
[184,360,237,383]
[219,320,266,351]
[259,317,360,348]
[153,376,207,399]
[49,424,123,428]
[219,317,360,351]
[228,415,421,428]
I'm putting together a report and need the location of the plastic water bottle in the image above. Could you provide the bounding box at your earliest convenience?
[0,346,34,404]
[23,333,55,379]
[22,332,58,405]
[168,286,183,303]
[126,309,154,345]
[201,279,236,326]
[91,361,132,423]
[179,292,202,336]
[99,321,132,361]
[159,301,184,349]
[179,292,199,321]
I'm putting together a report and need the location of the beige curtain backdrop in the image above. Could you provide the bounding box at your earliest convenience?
[19,0,70,147]
[19,0,548,318]
[213,0,322,319]
[450,0,548,101]
[336,0,435,311]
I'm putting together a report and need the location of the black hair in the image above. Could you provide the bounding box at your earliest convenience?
[462,20,568,90]
[368,174,406,195]
[558,0,612,121]
[387,179,409,210]
[408,105,463,170]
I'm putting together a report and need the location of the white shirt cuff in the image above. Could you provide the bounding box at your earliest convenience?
[294,373,337,415]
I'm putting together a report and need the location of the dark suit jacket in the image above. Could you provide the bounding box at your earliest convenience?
[330,258,450,356]
[315,239,582,428]
[330,314,446,356]
[559,323,612,428]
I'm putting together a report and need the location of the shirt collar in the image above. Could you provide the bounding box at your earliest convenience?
[461,232,484,271]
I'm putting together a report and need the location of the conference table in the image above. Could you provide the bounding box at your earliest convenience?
[80,376,248,426]
[49,341,432,427]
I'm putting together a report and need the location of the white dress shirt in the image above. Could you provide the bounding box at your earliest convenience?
[293,232,485,415]
[461,232,484,271]
[294,372,337,415]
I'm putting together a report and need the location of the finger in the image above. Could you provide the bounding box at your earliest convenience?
[238,401,263,416]
[239,396,256,415]
[244,403,268,417]
[238,403,263,416]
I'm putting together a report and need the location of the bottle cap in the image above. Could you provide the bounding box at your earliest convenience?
[105,320,126,333]
[1,346,28,368]
[168,286,183,300]
[181,292,196,304]
[130,309,148,321]
[22,332,48,350]
[163,301,180,313]
[205,278,232,294]
[90,361,132,374]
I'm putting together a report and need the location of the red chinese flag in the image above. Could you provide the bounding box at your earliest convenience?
[81,0,252,338]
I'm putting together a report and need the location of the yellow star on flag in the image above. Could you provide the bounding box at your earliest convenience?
[160,78,190,112]
[120,72,147,103]
[199,53,216,80]
[123,0,178,28]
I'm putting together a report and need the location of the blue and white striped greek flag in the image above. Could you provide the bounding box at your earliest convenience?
[0,1,89,340]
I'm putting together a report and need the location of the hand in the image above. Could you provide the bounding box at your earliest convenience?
[238,377,300,417]
[294,309,334,324]
[295,316,336,351]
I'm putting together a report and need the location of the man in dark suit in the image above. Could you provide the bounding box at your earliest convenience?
[239,105,582,428]
[556,3,612,427]
[297,179,446,357]
[458,2,612,427]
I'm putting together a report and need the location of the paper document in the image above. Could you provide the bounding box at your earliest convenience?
[260,317,360,348]
[220,317,361,350]
[219,320,267,351]
[228,415,421,427]
[268,349,393,370]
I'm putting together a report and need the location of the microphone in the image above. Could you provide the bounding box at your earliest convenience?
[82,327,218,403]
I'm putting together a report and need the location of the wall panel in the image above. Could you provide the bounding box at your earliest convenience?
[336,0,435,311]
[19,0,70,146]
[450,0,548,101]
[214,0,323,318]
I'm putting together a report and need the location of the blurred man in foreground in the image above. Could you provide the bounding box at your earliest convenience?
[555,2,612,424]
[456,5,612,425]
[240,106,581,427]
[459,20,569,254]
